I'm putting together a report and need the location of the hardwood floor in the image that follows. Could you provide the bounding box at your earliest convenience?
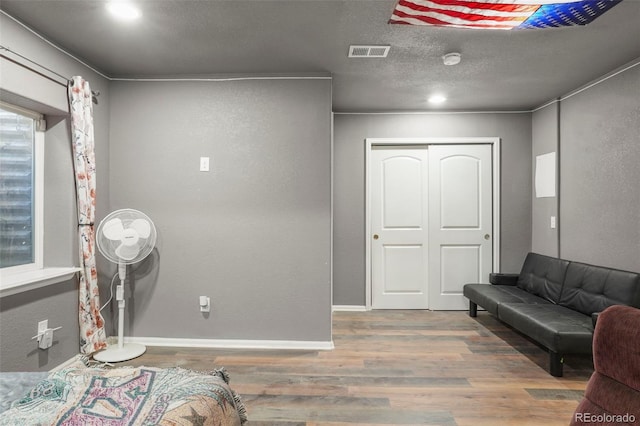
[123,310,593,425]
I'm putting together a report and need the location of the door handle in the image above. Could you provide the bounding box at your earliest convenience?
[373,234,379,240]
[484,234,490,240]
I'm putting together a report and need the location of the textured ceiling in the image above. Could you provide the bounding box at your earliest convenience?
[1,0,639,112]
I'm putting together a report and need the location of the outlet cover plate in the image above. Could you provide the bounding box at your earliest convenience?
[38,319,48,334]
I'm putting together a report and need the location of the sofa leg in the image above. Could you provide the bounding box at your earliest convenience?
[469,301,478,318]
[550,351,563,377]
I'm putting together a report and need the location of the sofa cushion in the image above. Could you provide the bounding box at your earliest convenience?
[463,284,551,316]
[497,303,594,353]
[517,252,570,304]
[559,261,640,316]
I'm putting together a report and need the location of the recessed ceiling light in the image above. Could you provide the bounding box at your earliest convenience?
[106,1,141,22]
[428,94,447,104]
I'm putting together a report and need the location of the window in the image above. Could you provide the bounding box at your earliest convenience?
[0,102,78,297]
[0,103,43,272]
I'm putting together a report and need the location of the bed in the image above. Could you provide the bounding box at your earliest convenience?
[0,360,247,425]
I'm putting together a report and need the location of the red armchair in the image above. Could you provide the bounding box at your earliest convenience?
[571,305,640,426]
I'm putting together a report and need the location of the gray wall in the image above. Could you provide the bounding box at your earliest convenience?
[559,63,640,272]
[333,113,533,306]
[531,103,559,257]
[107,79,333,342]
[0,14,111,371]
[0,280,79,371]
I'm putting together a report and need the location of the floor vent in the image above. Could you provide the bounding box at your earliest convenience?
[348,45,391,58]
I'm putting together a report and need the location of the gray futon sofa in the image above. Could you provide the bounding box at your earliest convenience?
[463,252,640,376]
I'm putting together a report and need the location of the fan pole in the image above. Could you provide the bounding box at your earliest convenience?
[92,262,147,363]
[117,262,126,350]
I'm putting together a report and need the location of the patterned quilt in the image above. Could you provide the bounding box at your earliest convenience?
[0,364,246,425]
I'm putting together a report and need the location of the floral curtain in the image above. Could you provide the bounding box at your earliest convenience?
[68,76,107,354]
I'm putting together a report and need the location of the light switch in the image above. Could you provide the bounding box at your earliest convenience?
[199,157,210,172]
[550,216,556,229]
[199,296,210,313]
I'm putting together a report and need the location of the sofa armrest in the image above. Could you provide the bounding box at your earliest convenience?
[489,273,519,286]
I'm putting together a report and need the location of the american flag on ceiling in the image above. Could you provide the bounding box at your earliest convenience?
[389,0,623,30]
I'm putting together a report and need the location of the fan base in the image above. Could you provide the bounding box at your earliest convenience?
[93,343,146,363]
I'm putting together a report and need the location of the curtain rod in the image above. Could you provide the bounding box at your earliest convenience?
[0,45,100,105]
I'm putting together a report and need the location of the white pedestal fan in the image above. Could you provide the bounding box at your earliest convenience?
[93,208,157,363]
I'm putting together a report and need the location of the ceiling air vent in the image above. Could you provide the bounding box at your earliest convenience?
[348,45,391,58]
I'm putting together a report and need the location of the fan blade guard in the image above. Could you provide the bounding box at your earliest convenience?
[97,208,157,264]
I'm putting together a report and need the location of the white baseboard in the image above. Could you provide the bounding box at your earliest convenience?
[125,337,334,351]
[50,354,82,372]
[332,305,367,312]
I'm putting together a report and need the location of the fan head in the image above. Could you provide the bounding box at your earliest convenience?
[96,209,157,265]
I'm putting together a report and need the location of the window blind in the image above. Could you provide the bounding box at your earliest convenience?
[0,107,35,268]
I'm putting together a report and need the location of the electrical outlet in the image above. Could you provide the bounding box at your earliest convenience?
[33,319,61,350]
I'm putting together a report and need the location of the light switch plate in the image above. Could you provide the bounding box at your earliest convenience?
[550,216,556,229]
[200,157,210,172]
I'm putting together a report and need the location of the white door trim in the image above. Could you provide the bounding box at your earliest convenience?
[365,137,501,310]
